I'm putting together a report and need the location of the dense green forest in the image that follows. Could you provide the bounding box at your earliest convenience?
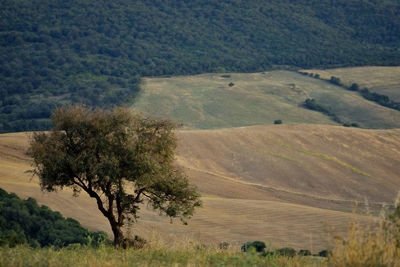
[1,0,400,132]
[0,188,107,248]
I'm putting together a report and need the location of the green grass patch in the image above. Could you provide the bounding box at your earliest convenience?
[134,71,400,129]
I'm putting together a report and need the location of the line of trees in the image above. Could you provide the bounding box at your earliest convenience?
[299,72,400,112]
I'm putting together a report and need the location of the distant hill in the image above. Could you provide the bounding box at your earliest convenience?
[1,125,399,250]
[2,0,400,132]
[134,70,400,129]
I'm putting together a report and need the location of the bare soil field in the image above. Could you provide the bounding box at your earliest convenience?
[1,125,398,251]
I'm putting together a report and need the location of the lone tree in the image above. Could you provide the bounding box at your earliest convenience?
[27,105,201,247]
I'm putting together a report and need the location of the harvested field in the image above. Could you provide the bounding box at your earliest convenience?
[1,125,399,251]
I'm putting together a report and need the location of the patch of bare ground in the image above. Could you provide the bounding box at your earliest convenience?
[0,125,399,251]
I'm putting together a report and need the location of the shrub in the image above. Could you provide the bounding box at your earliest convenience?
[349,83,359,91]
[276,247,296,257]
[122,235,147,249]
[329,76,342,86]
[318,249,330,257]
[219,242,230,250]
[260,250,274,257]
[298,249,311,256]
[241,241,266,252]
[329,221,400,265]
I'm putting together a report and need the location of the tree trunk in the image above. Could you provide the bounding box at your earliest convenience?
[110,220,124,247]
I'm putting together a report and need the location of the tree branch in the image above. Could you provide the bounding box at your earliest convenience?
[134,188,146,203]
[72,178,109,218]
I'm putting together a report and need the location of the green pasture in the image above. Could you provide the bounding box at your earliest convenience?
[133,71,400,129]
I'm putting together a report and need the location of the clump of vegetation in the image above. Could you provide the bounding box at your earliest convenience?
[329,194,400,266]
[219,242,230,250]
[122,235,147,250]
[241,241,266,253]
[275,247,297,257]
[0,188,107,248]
[318,249,330,258]
[329,76,342,86]
[298,249,311,256]
[349,83,359,91]
[329,221,400,265]
[342,122,359,128]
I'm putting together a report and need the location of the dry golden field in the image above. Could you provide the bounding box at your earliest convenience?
[1,125,399,252]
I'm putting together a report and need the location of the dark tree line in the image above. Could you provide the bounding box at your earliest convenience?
[299,72,400,113]
[360,89,400,111]
[303,98,342,124]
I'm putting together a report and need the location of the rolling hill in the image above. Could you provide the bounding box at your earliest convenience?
[1,125,399,251]
[134,70,400,129]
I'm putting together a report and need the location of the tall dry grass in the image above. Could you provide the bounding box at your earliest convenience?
[329,198,400,267]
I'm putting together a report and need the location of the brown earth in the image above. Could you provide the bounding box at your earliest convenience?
[1,124,399,252]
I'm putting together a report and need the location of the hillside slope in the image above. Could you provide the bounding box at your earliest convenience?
[2,0,400,132]
[176,125,400,208]
[1,125,399,251]
[134,71,400,129]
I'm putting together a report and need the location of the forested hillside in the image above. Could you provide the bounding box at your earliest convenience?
[1,0,400,132]
[0,188,107,248]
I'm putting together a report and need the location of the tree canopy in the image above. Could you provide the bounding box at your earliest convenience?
[27,106,201,247]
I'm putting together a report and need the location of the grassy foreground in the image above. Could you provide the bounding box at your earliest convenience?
[3,216,400,267]
[0,246,325,267]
